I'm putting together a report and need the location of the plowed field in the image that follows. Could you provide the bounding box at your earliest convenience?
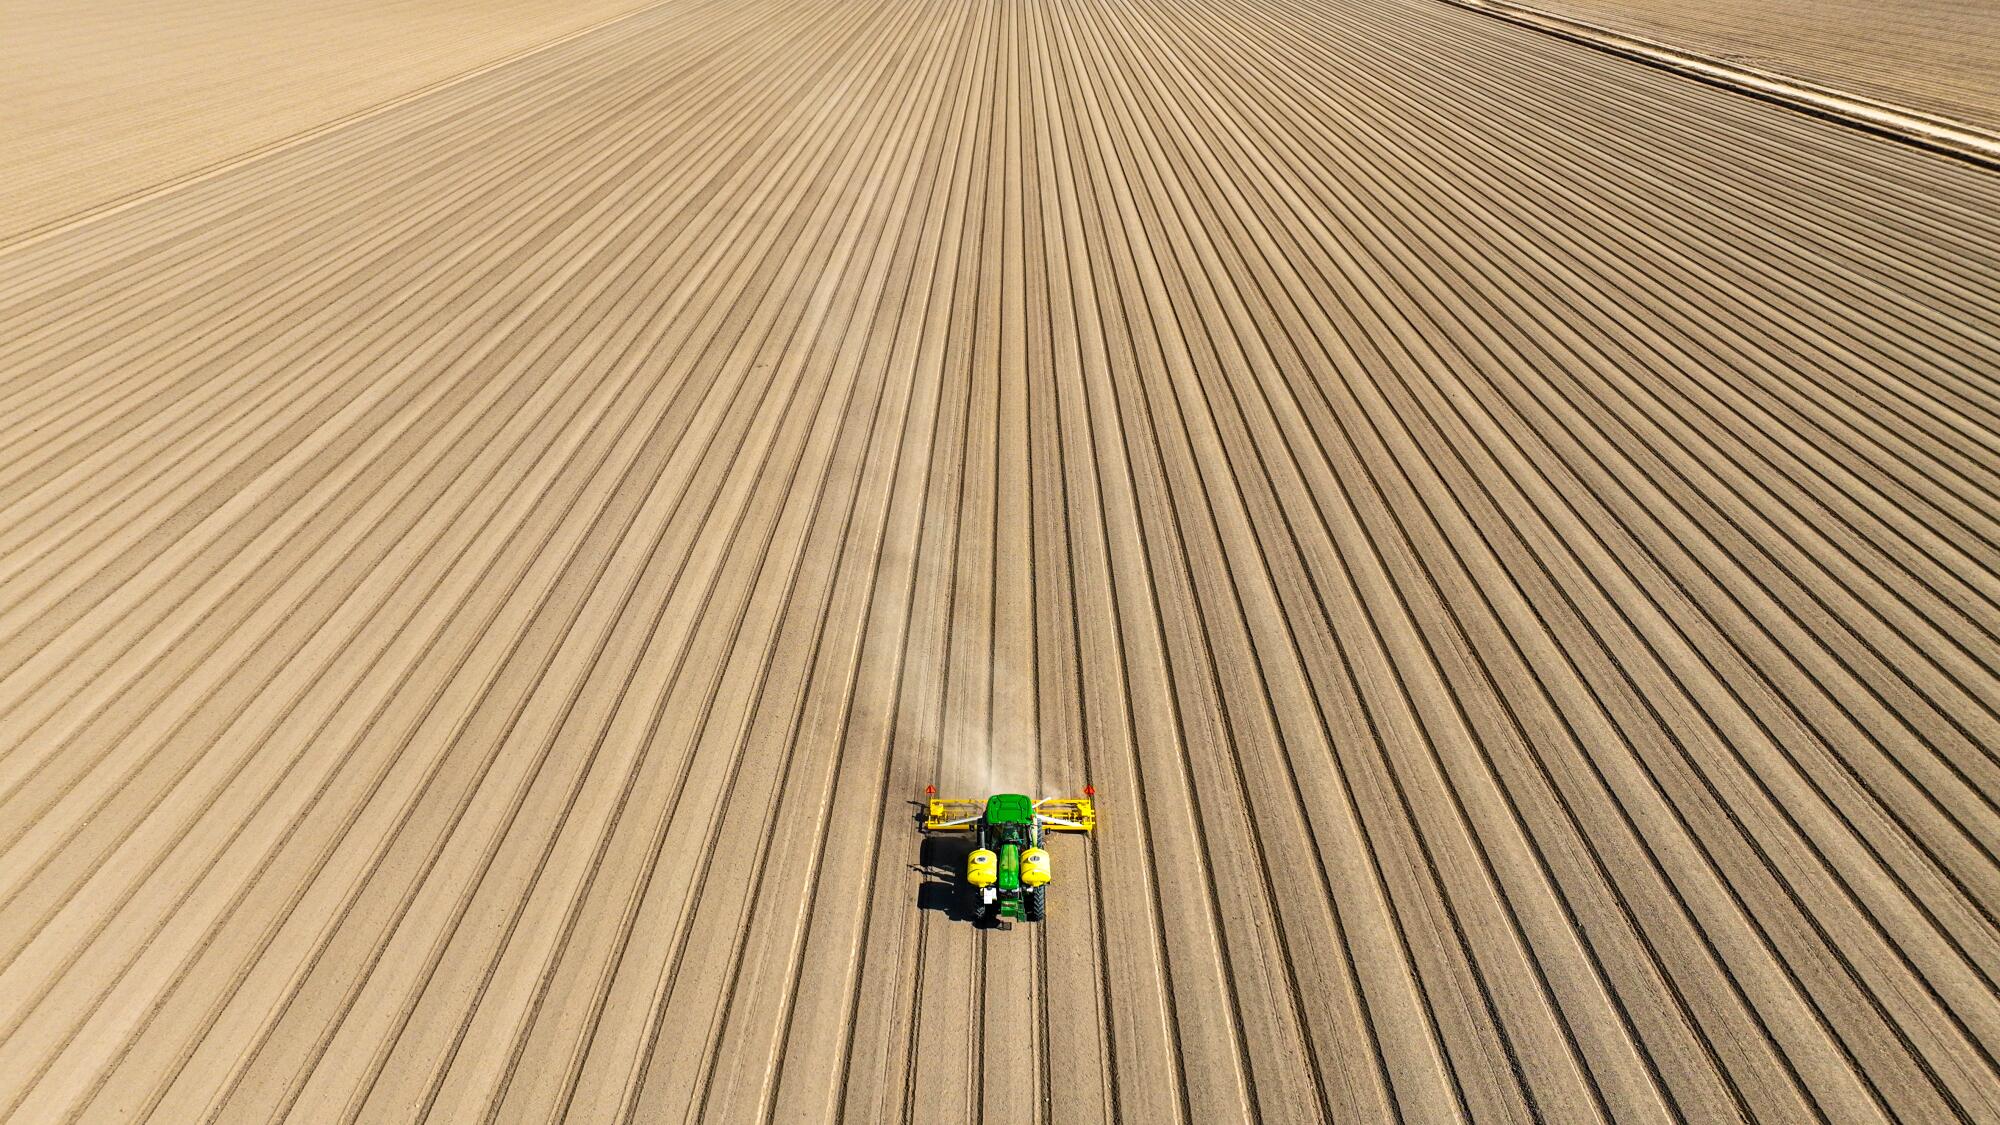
[3,0,1998,1120]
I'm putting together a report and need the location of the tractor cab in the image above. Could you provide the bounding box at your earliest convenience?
[982,793,1036,843]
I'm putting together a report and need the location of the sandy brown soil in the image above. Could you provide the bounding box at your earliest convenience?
[0,0,657,239]
[2,0,1998,1120]
[1518,0,2000,132]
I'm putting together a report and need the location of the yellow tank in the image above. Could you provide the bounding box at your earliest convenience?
[1020,847,1051,887]
[966,848,997,887]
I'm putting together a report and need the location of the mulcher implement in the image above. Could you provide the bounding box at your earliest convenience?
[922,787,1094,924]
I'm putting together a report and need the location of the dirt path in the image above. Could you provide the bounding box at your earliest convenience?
[2,0,1998,1119]
[1506,0,2000,132]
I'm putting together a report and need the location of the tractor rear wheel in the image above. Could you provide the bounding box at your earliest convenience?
[1024,885,1046,922]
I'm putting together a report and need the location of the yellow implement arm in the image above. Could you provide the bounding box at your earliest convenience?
[924,797,984,830]
[921,789,1098,831]
[1034,796,1095,832]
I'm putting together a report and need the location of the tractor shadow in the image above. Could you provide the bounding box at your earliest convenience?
[910,827,1005,928]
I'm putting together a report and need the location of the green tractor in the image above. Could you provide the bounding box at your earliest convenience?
[923,788,1095,924]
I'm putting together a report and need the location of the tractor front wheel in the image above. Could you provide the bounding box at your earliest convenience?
[1024,885,1045,922]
